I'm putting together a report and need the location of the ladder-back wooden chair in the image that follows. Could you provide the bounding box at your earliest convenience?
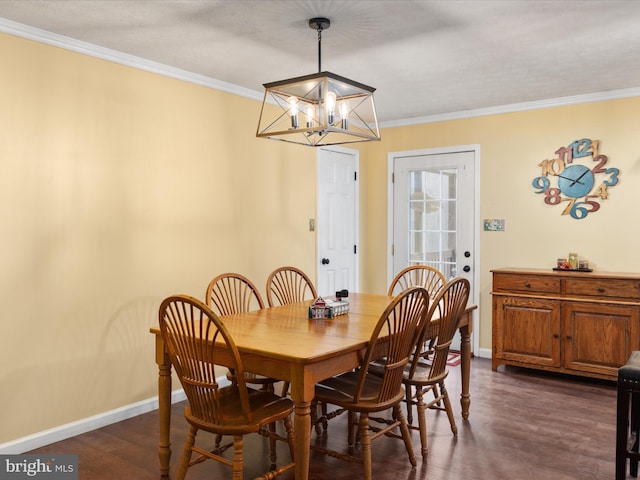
[266,266,318,307]
[310,286,430,480]
[159,294,295,480]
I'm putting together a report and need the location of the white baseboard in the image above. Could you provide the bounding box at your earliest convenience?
[0,390,187,454]
[476,347,491,359]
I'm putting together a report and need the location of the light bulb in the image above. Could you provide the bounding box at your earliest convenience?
[326,91,336,124]
[305,105,315,128]
[338,100,348,129]
[288,96,299,129]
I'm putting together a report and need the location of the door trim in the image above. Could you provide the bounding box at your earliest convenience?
[387,144,481,355]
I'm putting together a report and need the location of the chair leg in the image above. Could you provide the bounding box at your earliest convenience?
[177,425,197,480]
[284,414,296,461]
[394,403,417,467]
[348,410,358,447]
[322,401,329,432]
[440,381,458,435]
[618,384,631,480]
[405,384,413,424]
[269,422,277,467]
[632,392,640,477]
[359,413,373,480]
[416,387,429,458]
[232,435,244,480]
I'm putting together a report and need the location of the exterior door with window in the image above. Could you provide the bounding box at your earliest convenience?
[390,146,478,349]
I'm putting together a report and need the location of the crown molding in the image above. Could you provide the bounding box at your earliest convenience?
[2,17,639,128]
[0,17,264,102]
[379,87,640,129]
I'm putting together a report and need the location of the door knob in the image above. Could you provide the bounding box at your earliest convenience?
[464,251,471,258]
[321,258,330,265]
[463,265,471,273]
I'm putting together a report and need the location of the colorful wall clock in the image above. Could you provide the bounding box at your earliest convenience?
[531,138,620,219]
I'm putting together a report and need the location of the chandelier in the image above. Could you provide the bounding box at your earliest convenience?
[256,18,380,147]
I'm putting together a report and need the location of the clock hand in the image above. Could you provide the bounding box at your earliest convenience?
[558,174,584,185]
[570,169,590,187]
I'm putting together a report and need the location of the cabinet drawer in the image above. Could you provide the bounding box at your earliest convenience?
[565,278,640,300]
[493,273,561,294]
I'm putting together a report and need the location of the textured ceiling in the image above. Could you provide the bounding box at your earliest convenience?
[1,0,640,124]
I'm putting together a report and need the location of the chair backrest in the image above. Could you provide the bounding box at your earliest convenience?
[407,277,470,381]
[387,265,446,297]
[353,286,430,407]
[205,273,265,316]
[266,266,318,307]
[159,294,252,425]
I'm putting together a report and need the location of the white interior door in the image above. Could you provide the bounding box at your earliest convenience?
[389,146,479,351]
[316,147,358,297]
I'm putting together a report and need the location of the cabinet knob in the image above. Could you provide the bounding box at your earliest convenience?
[524,282,531,288]
[566,335,572,340]
[598,288,605,293]
[553,333,559,339]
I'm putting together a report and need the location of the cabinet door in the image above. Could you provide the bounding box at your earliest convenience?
[494,296,561,368]
[563,302,640,377]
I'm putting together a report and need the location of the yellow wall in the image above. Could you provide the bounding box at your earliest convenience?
[2,31,640,444]
[360,100,640,350]
[0,33,316,443]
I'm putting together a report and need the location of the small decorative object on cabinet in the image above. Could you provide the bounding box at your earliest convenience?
[492,268,640,381]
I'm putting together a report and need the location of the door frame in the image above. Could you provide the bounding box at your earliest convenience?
[316,145,360,294]
[387,144,481,355]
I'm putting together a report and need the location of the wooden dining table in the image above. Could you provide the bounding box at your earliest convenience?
[150,292,476,480]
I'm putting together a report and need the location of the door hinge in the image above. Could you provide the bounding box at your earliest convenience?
[354,245,357,254]
[391,172,394,183]
[354,171,357,181]
[391,244,394,256]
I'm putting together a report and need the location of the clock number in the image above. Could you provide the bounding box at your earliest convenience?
[532,176,550,193]
[591,154,608,173]
[604,167,620,187]
[544,188,562,205]
[593,183,609,199]
[538,158,565,177]
[561,196,601,219]
[570,138,596,160]
[554,146,573,164]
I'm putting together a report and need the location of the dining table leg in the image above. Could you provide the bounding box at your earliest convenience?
[289,370,312,480]
[459,313,472,419]
[155,334,172,476]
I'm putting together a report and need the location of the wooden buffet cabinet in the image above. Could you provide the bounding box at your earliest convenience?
[491,268,640,381]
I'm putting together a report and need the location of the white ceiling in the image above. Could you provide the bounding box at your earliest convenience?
[1,0,640,124]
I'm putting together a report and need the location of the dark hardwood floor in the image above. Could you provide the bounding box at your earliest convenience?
[28,357,619,479]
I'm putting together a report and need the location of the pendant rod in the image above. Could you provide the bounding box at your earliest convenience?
[317,25,322,72]
[309,18,330,73]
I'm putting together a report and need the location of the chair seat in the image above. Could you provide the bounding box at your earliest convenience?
[184,385,293,434]
[316,370,406,412]
[619,351,640,382]
[369,357,447,385]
